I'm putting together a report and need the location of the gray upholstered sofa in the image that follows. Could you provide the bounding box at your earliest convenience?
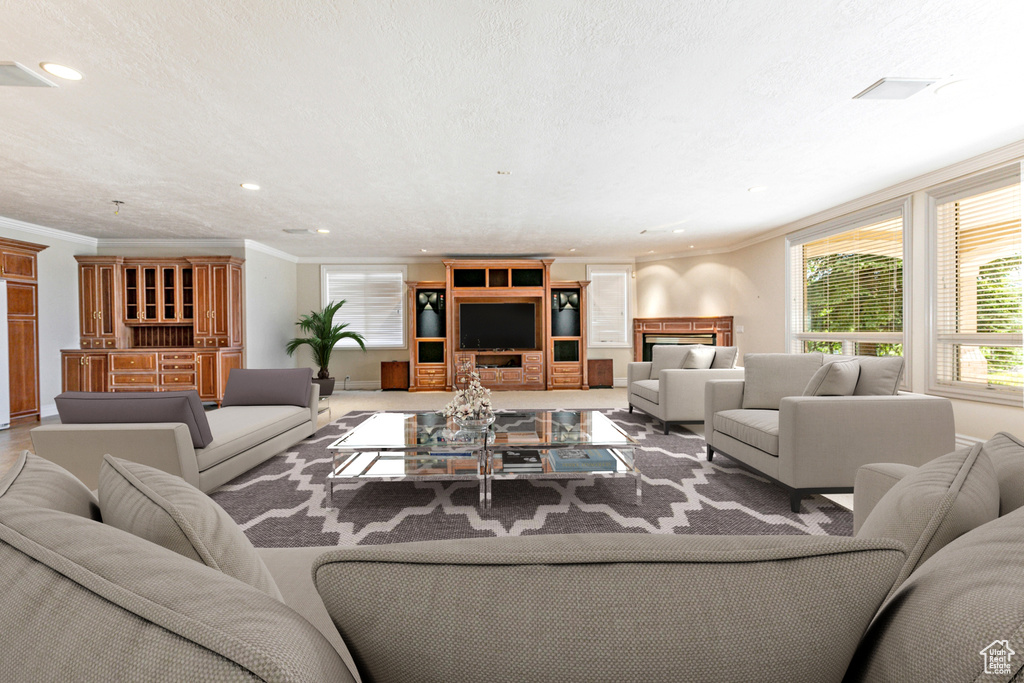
[2,429,1024,682]
[30,368,319,493]
[627,344,743,432]
[705,353,955,512]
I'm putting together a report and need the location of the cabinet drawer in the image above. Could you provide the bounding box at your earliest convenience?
[161,373,196,385]
[109,354,157,371]
[524,363,542,373]
[552,374,582,385]
[477,369,498,381]
[160,352,195,361]
[523,353,542,363]
[161,362,196,372]
[551,365,580,374]
[417,378,446,387]
[110,373,158,386]
[499,369,522,383]
[416,366,446,377]
[524,374,543,384]
[454,354,473,364]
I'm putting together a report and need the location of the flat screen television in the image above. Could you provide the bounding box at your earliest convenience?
[459,303,536,349]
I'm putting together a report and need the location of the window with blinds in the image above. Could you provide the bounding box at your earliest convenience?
[321,266,407,348]
[788,203,907,360]
[587,266,631,347]
[931,168,1022,404]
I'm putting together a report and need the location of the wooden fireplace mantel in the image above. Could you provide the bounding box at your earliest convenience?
[632,316,734,362]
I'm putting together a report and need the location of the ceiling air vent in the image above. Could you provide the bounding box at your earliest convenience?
[853,77,936,100]
[0,62,57,87]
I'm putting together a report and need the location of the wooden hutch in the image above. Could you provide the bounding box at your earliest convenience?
[1,237,47,423]
[61,255,244,402]
[407,259,589,391]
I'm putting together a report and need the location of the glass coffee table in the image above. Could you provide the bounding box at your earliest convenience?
[326,410,640,509]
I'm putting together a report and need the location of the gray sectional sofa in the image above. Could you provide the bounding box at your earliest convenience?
[2,429,1023,682]
[705,353,955,511]
[30,368,319,492]
[627,344,744,432]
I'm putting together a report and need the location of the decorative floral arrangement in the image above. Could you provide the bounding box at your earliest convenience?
[442,369,493,422]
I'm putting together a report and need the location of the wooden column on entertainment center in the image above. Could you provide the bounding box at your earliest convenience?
[61,255,244,404]
[1,237,47,422]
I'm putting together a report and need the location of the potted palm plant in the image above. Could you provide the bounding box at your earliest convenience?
[285,300,366,396]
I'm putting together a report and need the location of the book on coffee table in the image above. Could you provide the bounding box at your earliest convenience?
[500,449,544,472]
[546,448,619,472]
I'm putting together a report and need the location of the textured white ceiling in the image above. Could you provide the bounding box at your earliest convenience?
[2,0,1024,258]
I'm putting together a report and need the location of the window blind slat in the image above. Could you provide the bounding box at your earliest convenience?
[588,268,630,347]
[323,268,405,348]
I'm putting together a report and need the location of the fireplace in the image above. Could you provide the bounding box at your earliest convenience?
[633,317,734,362]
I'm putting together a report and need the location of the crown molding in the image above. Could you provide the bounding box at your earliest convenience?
[296,255,440,265]
[0,215,98,247]
[97,238,246,249]
[243,239,299,263]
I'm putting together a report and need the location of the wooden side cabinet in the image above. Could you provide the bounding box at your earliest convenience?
[76,256,124,349]
[62,353,108,392]
[188,257,243,348]
[381,361,410,391]
[587,359,614,388]
[1,236,46,422]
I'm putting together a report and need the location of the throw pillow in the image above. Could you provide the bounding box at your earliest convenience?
[220,368,313,407]
[682,346,715,369]
[0,451,100,521]
[852,356,904,396]
[856,444,999,590]
[802,359,860,396]
[98,454,283,601]
[709,346,739,369]
[846,506,1024,681]
[981,431,1024,515]
[55,390,213,449]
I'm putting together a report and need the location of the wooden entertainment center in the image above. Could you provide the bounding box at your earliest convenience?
[407,259,588,391]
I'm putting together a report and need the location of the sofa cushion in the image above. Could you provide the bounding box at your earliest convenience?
[196,405,310,472]
[98,455,283,601]
[846,505,1024,682]
[741,353,824,410]
[0,451,100,521]
[851,356,904,395]
[981,431,1024,515]
[630,379,660,404]
[55,390,213,449]
[709,346,738,369]
[682,346,715,369]
[649,345,696,375]
[856,444,999,588]
[314,533,904,683]
[0,501,354,683]
[802,359,860,396]
[221,368,313,407]
[713,409,780,456]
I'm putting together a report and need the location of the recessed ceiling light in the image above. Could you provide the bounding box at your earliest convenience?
[39,62,82,81]
[316,229,330,234]
[934,79,971,96]
[748,186,768,193]
[420,248,428,252]
[648,250,655,254]
[240,183,260,190]
[689,245,695,249]
[853,77,936,100]
[673,228,685,233]
[569,248,576,252]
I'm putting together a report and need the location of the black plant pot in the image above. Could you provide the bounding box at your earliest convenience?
[312,377,336,397]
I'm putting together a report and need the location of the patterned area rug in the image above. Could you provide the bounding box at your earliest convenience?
[211,409,852,547]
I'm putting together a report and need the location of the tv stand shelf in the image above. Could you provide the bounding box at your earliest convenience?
[454,350,543,390]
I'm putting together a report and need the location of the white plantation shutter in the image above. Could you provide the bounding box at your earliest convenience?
[931,167,1022,404]
[321,266,406,348]
[587,267,631,347]
[787,201,907,364]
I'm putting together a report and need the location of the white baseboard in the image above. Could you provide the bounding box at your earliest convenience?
[40,402,58,418]
[613,377,627,388]
[955,433,984,448]
[336,380,381,391]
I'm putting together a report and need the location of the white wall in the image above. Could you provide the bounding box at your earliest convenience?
[0,219,97,416]
[243,245,298,369]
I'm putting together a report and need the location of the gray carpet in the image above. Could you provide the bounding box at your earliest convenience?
[211,409,853,546]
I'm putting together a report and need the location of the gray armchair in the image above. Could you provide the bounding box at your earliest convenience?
[627,344,743,433]
[705,353,955,512]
